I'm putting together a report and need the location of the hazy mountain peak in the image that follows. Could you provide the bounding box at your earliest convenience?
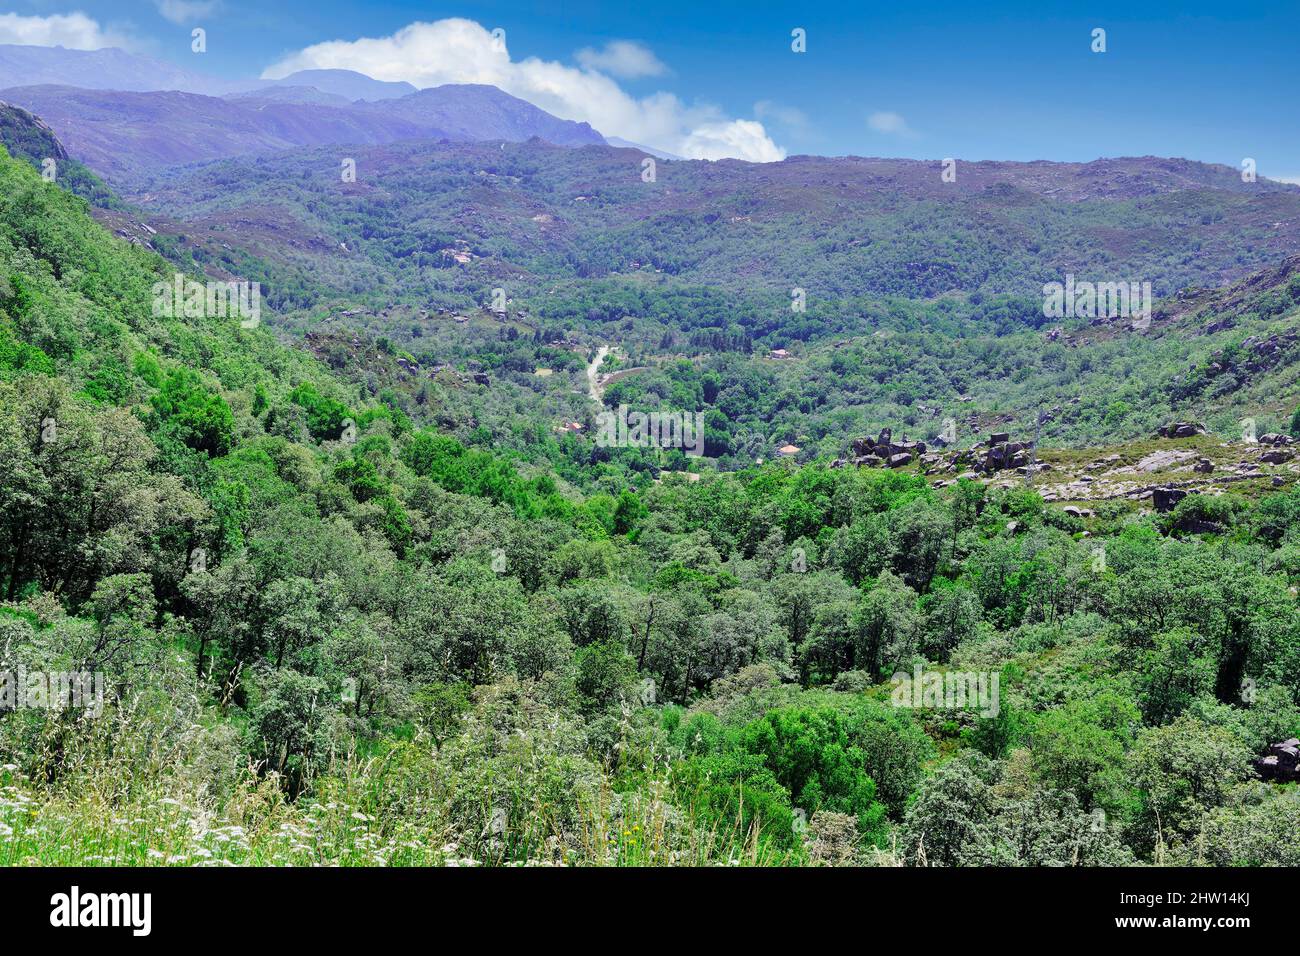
[270,69,417,102]
[0,43,236,95]
[360,83,605,146]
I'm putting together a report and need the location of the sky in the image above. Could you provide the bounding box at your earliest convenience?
[0,1,1297,175]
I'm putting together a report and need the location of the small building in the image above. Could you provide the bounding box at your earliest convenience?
[769,348,790,360]
[776,444,801,457]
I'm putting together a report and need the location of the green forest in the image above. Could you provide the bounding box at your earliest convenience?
[2,144,1299,867]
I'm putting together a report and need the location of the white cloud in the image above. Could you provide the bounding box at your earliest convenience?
[575,40,667,79]
[155,0,221,25]
[0,12,132,49]
[680,120,785,163]
[867,110,915,137]
[261,18,784,162]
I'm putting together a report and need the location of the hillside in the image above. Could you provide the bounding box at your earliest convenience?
[2,100,1300,868]
[100,138,1300,463]
[0,99,117,207]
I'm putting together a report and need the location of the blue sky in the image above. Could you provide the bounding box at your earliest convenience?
[2,0,1297,173]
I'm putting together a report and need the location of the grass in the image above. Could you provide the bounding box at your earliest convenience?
[0,752,798,867]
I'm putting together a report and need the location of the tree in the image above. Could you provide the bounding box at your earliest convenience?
[148,367,234,457]
[1137,628,1216,725]
[1127,716,1250,848]
[852,571,922,679]
[900,751,997,866]
[0,377,203,605]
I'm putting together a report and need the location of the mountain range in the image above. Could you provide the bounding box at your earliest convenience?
[0,81,605,181]
[0,44,606,181]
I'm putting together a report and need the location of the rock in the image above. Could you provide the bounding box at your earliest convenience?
[1157,421,1206,439]
[1153,487,1188,513]
[1062,505,1094,519]
[1260,449,1294,465]
[887,453,913,468]
[1255,739,1300,783]
[1193,458,1215,474]
[989,432,1010,445]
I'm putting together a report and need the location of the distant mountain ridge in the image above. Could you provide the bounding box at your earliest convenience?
[268,69,418,102]
[351,85,603,146]
[0,44,239,95]
[0,45,607,182]
[0,82,607,182]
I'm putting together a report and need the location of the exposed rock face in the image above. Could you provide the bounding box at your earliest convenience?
[1255,739,1300,783]
[1156,421,1206,439]
[0,100,69,163]
[1193,458,1215,474]
[1153,487,1188,512]
[849,429,925,469]
[1260,449,1294,465]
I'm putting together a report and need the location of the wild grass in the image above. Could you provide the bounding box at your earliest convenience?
[0,749,793,867]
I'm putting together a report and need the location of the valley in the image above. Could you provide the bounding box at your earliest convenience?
[0,32,1298,876]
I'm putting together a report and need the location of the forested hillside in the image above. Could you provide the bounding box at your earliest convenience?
[101,140,1300,464]
[2,141,1298,867]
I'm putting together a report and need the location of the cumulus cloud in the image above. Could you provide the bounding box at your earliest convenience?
[0,12,132,49]
[680,120,785,162]
[262,18,784,162]
[155,0,221,25]
[575,40,668,79]
[867,111,915,137]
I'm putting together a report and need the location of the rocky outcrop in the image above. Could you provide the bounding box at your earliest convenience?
[1152,487,1188,512]
[847,429,926,468]
[1156,421,1206,439]
[1255,739,1300,783]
